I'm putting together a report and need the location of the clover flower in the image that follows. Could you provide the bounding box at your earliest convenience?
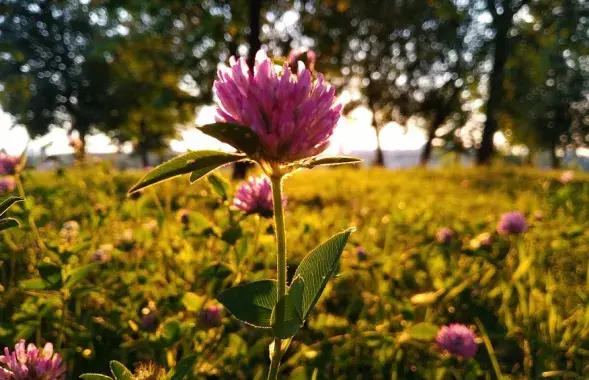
[0,154,20,175]
[232,176,284,218]
[436,227,454,244]
[59,220,80,243]
[201,305,222,326]
[91,245,112,263]
[356,246,368,261]
[436,324,478,359]
[559,170,574,184]
[0,339,66,379]
[214,50,342,163]
[497,212,528,235]
[0,177,16,193]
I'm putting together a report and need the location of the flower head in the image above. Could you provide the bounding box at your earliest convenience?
[0,339,66,379]
[0,154,21,175]
[201,305,222,326]
[91,245,112,263]
[176,209,190,225]
[287,48,317,72]
[436,324,478,358]
[59,220,79,242]
[560,170,574,184]
[214,50,342,163]
[497,212,528,235]
[356,246,368,261]
[232,176,284,218]
[0,177,16,193]
[436,227,454,244]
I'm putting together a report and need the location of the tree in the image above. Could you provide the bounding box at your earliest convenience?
[0,1,134,158]
[476,0,530,165]
[299,0,473,166]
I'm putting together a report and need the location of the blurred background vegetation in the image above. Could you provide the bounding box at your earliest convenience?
[0,0,587,175]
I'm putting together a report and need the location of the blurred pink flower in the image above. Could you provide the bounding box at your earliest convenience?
[0,340,66,379]
[0,154,20,175]
[287,48,317,71]
[559,170,574,184]
[214,50,341,163]
[497,212,528,235]
[0,177,16,193]
[232,176,285,218]
[436,227,454,244]
[436,324,478,359]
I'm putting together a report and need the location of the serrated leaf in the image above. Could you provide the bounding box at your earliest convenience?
[80,374,113,380]
[294,228,355,320]
[201,261,234,279]
[64,263,100,289]
[217,280,278,327]
[0,196,24,217]
[406,322,439,341]
[207,172,230,200]
[271,276,305,338]
[129,150,245,194]
[109,361,133,380]
[199,123,262,157]
[301,156,363,169]
[19,278,48,290]
[182,292,205,312]
[166,355,197,380]
[0,218,19,232]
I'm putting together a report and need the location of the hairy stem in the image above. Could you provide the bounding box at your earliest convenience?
[268,175,287,380]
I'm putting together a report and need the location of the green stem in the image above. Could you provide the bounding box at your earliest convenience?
[15,175,47,252]
[268,175,287,380]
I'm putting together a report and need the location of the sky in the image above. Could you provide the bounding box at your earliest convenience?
[0,105,435,157]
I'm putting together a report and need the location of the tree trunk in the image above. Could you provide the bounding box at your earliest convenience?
[419,125,436,167]
[374,132,385,167]
[77,130,87,163]
[476,11,512,165]
[550,140,560,169]
[233,0,262,180]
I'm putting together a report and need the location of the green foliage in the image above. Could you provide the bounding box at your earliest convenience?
[2,167,588,378]
[129,150,245,193]
[199,123,263,157]
[217,280,278,328]
[0,196,23,232]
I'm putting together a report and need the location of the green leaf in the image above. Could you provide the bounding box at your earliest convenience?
[0,196,24,217]
[109,361,133,380]
[166,355,197,380]
[217,280,278,328]
[19,278,48,290]
[271,276,305,338]
[64,263,100,289]
[300,156,363,169]
[201,261,234,279]
[161,320,181,342]
[406,322,439,341]
[294,228,355,320]
[207,172,230,200]
[80,374,113,380]
[199,123,262,157]
[0,218,19,232]
[129,150,245,194]
[182,292,205,312]
[38,260,62,288]
[221,225,242,244]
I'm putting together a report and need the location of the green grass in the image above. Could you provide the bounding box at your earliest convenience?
[1,165,587,379]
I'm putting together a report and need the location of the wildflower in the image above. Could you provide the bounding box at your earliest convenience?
[0,177,16,193]
[497,212,528,235]
[214,50,342,163]
[534,211,544,221]
[436,324,478,359]
[141,313,158,330]
[201,305,222,326]
[176,209,190,225]
[0,339,66,379]
[232,176,283,218]
[559,170,574,184]
[436,228,454,244]
[134,362,166,380]
[91,246,112,263]
[59,220,80,242]
[287,47,317,72]
[356,246,368,261]
[0,154,20,175]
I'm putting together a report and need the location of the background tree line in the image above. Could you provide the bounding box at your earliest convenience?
[0,0,587,173]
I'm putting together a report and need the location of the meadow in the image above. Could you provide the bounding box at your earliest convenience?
[1,165,588,379]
